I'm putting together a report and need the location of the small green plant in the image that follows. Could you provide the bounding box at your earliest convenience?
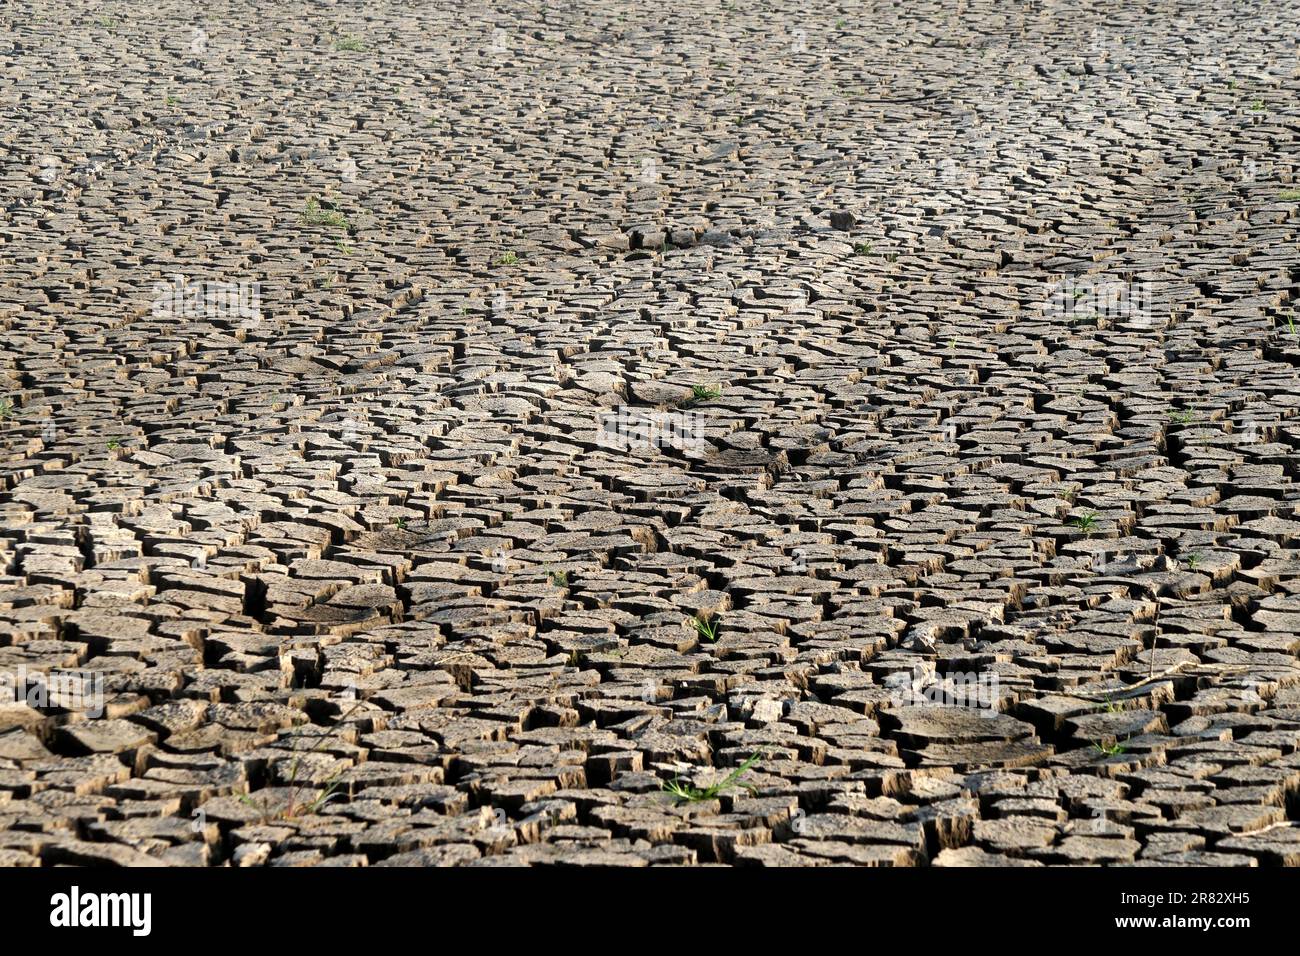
[691,382,722,403]
[95,16,117,29]
[1167,408,1195,425]
[163,94,178,107]
[1250,99,1265,112]
[494,251,519,266]
[549,569,569,587]
[1279,190,1300,201]
[1067,512,1099,536]
[686,382,728,408]
[106,438,123,451]
[885,252,899,263]
[835,18,847,29]
[1183,552,1202,570]
[946,338,957,350]
[661,750,764,804]
[237,701,362,823]
[0,398,14,420]
[239,774,345,821]
[853,242,873,256]
[689,614,719,642]
[301,197,350,230]
[1092,737,1128,757]
[394,517,407,530]
[334,34,366,52]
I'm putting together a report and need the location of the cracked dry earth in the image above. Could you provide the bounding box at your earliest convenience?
[3,0,1300,870]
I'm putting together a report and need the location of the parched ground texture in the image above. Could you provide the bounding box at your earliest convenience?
[3,0,1300,868]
